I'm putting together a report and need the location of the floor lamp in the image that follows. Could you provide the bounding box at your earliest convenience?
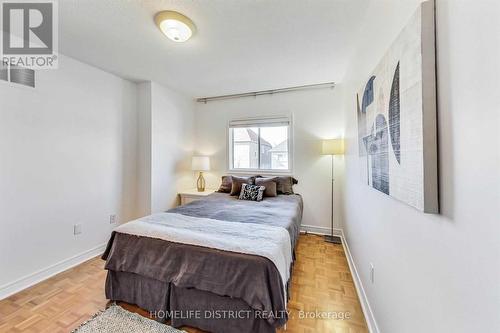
[321,139,344,244]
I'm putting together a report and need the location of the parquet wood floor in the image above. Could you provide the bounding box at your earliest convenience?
[0,234,368,333]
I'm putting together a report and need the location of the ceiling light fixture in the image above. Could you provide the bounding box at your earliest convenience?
[154,10,196,43]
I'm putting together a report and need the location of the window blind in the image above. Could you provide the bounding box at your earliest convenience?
[229,116,290,128]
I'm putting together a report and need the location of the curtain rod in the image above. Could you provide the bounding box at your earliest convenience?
[196,82,336,103]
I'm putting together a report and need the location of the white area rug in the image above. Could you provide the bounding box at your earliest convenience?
[72,305,185,333]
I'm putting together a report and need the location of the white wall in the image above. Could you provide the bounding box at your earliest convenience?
[341,1,500,332]
[137,82,152,216]
[0,59,195,299]
[151,82,195,212]
[194,88,345,232]
[0,55,139,297]
[137,81,195,215]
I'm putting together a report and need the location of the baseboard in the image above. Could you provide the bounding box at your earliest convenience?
[339,229,380,333]
[0,243,106,300]
[300,224,343,236]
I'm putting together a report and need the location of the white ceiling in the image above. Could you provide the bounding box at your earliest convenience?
[59,0,369,98]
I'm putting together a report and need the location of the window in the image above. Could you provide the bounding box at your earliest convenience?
[229,116,292,172]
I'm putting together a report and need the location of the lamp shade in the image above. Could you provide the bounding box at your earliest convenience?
[192,156,210,171]
[321,139,344,155]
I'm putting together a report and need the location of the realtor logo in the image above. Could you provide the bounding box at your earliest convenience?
[1,0,58,69]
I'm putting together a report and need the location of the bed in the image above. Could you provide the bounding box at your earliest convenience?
[102,192,303,333]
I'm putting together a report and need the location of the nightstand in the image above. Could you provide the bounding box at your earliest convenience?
[178,189,215,205]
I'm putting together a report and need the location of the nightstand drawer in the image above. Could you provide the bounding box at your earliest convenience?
[178,189,215,206]
[180,195,200,205]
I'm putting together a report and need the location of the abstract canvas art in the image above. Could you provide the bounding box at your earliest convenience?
[356,0,438,213]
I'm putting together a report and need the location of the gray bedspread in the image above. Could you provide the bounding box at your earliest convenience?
[102,193,303,333]
[169,192,303,250]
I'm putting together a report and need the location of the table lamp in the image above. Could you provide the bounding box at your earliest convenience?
[192,156,210,192]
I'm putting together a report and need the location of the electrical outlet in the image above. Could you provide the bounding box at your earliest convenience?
[74,224,82,235]
[370,263,375,284]
[109,214,117,224]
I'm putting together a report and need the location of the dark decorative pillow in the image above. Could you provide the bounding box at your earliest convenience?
[217,175,232,193]
[277,176,295,195]
[254,178,277,197]
[255,175,297,195]
[229,176,255,196]
[239,184,266,202]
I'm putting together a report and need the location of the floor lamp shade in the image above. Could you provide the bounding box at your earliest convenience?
[322,139,344,155]
[192,156,210,192]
